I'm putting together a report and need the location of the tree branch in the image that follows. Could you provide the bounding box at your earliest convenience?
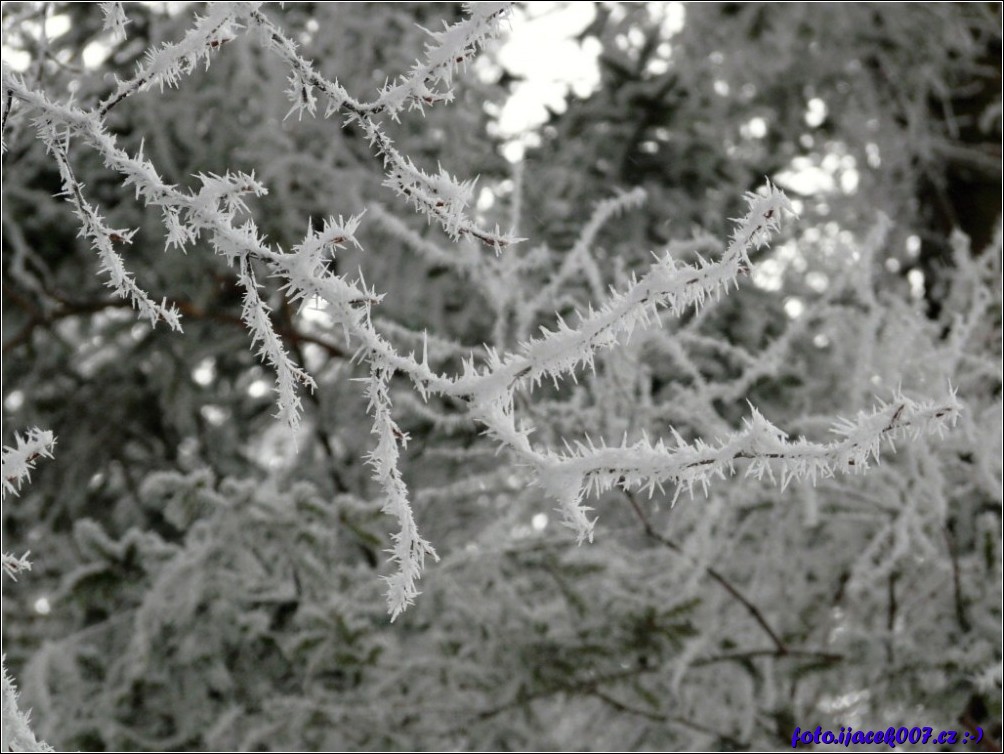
[623,490,841,666]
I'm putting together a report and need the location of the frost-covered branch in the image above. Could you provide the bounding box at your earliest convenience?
[98,2,129,41]
[2,3,967,623]
[370,202,480,278]
[238,255,316,433]
[97,3,261,116]
[42,125,182,331]
[2,661,52,753]
[2,428,55,501]
[1,429,55,752]
[249,4,520,249]
[364,361,438,619]
[541,392,962,538]
[364,2,513,119]
[449,185,794,404]
[2,427,54,579]
[518,187,648,339]
[4,73,317,428]
[249,3,511,119]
